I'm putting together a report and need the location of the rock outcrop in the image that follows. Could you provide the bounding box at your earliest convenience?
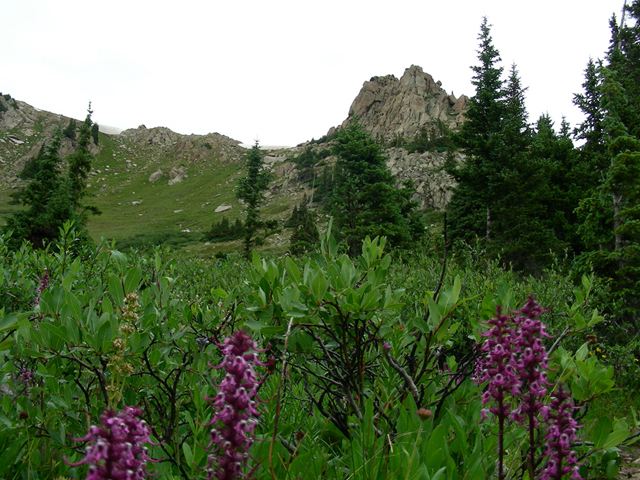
[120,126,180,146]
[322,64,469,210]
[334,65,468,142]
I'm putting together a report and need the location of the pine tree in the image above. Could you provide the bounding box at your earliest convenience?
[63,118,77,140]
[329,121,423,255]
[447,17,505,244]
[91,122,100,146]
[576,4,640,329]
[2,132,72,249]
[236,141,273,257]
[288,202,320,255]
[67,105,101,229]
[2,106,99,250]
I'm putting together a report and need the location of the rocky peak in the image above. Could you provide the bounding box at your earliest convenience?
[334,65,468,141]
[120,125,180,146]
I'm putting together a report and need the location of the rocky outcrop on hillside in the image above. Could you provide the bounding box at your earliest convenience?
[119,126,243,165]
[386,147,460,210]
[320,65,468,211]
[333,65,468,142]
[0,96,101,187]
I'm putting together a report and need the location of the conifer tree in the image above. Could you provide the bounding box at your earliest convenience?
[236,141,272,257]
[63,118,77,140]
[67,105,101,229]
[576,4,640,328]
[2,106,99,250]
[447,17,505,244]
[329,121,422,255]
[2,132,72,249]
[288,202,320,255]
[448,20,567,269]
[91,122,100,145]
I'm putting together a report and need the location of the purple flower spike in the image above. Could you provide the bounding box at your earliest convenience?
[65,406,158,479]
[204,329,268,480]
[540,387,582,480]
[34,270,50,306]
[478,306,521,419]
[511,297,551,427]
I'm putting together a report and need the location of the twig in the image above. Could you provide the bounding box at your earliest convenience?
[385,352,420,407]
[548,326,571,356]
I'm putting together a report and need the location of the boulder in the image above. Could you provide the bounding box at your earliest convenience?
[148,169,163,182]
[215,204,233,213]
[167,166,186,186]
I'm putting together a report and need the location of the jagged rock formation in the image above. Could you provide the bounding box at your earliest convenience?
[333,65,467,142]
[323,65,468,211]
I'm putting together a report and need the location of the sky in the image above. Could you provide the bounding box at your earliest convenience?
[1,0,625,147]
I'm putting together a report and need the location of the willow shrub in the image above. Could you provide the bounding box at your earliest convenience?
[0,225,630,479]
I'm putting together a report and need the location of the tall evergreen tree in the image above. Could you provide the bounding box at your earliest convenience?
[447,17,505,244]
[576,4,640,330]
[448,20,568,269]
[67,105,101,229]
[329,121,423,255]
[2,107,99,250]
[2,132,72,249]
[236,141,272,257]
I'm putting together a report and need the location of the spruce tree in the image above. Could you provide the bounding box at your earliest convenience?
[329,121,422,255]
[236,141,272,257]
[576,5,640,329]
[2,132,72,249]
[67,105,101,229]
[447,17,505,244]
[63,118,77,140]
[2,106,99,250]
[288,202,320,255]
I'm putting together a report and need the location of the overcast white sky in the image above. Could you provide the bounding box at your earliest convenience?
[1,0,624,146]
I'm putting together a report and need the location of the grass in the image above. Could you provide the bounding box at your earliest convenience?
[0,126,313,257]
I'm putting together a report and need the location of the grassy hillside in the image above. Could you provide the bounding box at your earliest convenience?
[0,125,313,257]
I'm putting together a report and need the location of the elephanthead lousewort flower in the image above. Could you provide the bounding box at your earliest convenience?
[65,406,158,480]
[540,386,582,480]
[204,329,269,480]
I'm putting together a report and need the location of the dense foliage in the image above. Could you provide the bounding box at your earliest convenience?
[0,227,631,480]
[327,121,424,255]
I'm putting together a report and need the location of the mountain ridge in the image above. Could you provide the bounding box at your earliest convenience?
[0,65,466,254]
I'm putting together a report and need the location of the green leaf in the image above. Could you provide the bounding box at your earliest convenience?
[212,288,228,299]
[0,313,18,332]
[183,443,193,467]
[65,290,82,322]
[0,337,15,351]
[261,326,286,335]
[123,266,142,294]
[606,459,619,479]
[22,347,45,358]
[593,417,612,448]
[18,317,31,343]
[451,275,461,305]
[603,429,629,449]
[111,250,128,276]
[575,343,589,362]
[285,257,301,284]
[40,323,68,350]
[243,320,268,332]
[108,275,124,308]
